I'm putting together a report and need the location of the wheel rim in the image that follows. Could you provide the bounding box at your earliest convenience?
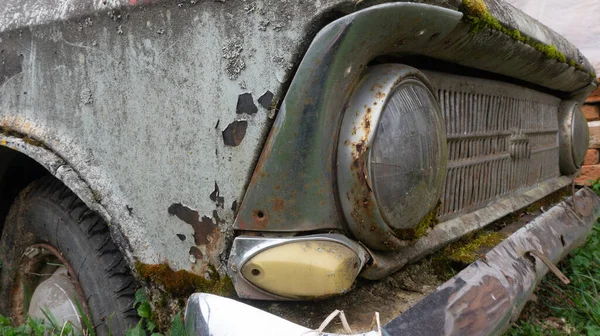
[11,243,90,330]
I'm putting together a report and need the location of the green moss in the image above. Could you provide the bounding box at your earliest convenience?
[446,231,506,264]
[135,262,234,298]
[395,201,441,240]
[430,230,506,280]
[460,0,581,69]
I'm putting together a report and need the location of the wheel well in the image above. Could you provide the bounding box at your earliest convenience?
[0,146,49,234]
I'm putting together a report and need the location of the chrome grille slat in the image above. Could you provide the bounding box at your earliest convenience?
[425,71,561,219]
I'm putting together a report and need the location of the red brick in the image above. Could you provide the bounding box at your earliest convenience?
[575,164,600,185]
[589,121,600,149]
[582,104,600,121]
[587,83,600,103]
[584,149,600,165]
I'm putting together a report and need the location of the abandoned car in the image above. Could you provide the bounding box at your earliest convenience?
[0,0,599,335]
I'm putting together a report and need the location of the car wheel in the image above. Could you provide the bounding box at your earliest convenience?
[0,177,138,335]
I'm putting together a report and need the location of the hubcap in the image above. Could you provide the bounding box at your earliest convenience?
[28,267,82,329]
[12,244,89,330]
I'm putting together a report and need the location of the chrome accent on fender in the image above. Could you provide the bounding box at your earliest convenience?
[559,100,590,174]
[337,64,447,251]
[233,3,463,233]
[184,293,382,336]
[228,234,370,300]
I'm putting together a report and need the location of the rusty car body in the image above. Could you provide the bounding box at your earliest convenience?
[0,0,598,335]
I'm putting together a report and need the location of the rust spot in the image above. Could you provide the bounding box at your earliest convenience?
[252,209,268,229]
[168,203,219,246]
[189,246,203,259]
[370,83,384,91]
[271,198,285,212]
[362,108,372,132]
[448,275,510,334]
[375,91,386,100]
[222,120,248,146]
[274,184,280,190]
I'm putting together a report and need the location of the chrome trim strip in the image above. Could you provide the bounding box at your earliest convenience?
[361,175,574,279]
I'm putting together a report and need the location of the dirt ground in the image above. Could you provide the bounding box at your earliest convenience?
[247,260,442,333]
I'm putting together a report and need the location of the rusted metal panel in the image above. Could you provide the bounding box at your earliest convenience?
[234,3,463,232]
[382,187,600,336]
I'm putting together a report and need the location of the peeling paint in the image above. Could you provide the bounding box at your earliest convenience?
[222,120,248,147]
[209,182,225,208]
[257,90,274,109]
[222,38,245,80]
[167,203,219,246]
[236,93,258,115]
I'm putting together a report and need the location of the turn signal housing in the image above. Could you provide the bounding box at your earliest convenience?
[240,240,360,299]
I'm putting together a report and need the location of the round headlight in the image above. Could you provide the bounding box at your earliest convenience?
[559,101,590,174]
[337,64,447,251]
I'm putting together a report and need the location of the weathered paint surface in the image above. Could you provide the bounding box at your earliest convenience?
[0,0,596,280]
[0,0,351,274]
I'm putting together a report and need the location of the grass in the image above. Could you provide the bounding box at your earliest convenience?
[0,289,187,335]
[507,181,600,335]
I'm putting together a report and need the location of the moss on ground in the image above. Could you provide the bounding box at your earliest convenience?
[431,230,507,280]
[445,231,506,264]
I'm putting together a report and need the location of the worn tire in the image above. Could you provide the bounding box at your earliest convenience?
[0,177,138,335]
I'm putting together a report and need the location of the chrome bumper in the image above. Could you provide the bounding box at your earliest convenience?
[185,188,600,336]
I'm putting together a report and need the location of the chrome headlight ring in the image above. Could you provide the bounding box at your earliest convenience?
[337,64,448,251]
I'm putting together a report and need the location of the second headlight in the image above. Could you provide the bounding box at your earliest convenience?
[337,64,447,251]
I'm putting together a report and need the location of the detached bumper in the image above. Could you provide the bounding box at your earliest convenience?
[185,188,600,336]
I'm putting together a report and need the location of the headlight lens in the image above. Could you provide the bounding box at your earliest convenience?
[571,106,589,168]
[559,101,590,174]
[371,81,447,231]
[337,64,447,251]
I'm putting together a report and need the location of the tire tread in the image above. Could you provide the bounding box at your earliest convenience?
[25,177,138,331]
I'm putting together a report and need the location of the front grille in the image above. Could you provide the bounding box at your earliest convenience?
[424,72,561,219]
